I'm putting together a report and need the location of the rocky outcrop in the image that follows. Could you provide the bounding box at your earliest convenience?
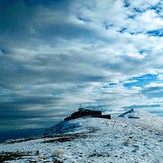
[118,109,139,119]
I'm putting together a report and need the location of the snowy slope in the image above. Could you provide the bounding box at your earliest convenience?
[0,110,163,163]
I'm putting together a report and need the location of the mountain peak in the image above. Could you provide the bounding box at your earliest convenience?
[0,110,163,162]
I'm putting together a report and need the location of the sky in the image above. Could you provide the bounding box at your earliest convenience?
[1,0,163,132]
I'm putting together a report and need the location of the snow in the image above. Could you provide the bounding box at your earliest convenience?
[0,110,163,163]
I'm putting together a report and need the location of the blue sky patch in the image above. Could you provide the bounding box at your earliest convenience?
[123,74,158,89]
[139,49,151,55]
[127,14,136,19]
[132,8,145,13]
[103,22,114,30]
[123,0,130,8]
[150,4,162,14]
[146,29,163,37]
[119,27,127,33]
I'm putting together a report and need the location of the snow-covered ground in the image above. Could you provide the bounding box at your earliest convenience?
[0,110,163,163]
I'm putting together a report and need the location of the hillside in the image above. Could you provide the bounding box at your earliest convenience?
[0,110,163,163]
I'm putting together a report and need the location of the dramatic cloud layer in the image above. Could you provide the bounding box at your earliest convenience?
[1,0,163,131]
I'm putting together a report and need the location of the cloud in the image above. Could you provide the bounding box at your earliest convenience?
[1,0,163,131]
[141,83,163,98]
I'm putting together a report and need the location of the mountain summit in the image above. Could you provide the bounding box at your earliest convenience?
[0,110,163,162]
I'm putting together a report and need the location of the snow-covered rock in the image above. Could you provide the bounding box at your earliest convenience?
[118,109,140,119]
[0,110,163,163]
[43,120,81,136]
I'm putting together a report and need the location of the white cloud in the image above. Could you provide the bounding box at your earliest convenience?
[1,0,163,130]
[132,0,160,8]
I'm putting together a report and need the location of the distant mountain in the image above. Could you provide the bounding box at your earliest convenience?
[0,110,163,163]
[0,128,44,143]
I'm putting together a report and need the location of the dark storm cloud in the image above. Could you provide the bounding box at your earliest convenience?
[0,0,34,42]
[0,0,72,50]
[0,95,63,119]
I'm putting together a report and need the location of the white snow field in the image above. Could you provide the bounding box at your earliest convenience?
[0,110,163,163]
